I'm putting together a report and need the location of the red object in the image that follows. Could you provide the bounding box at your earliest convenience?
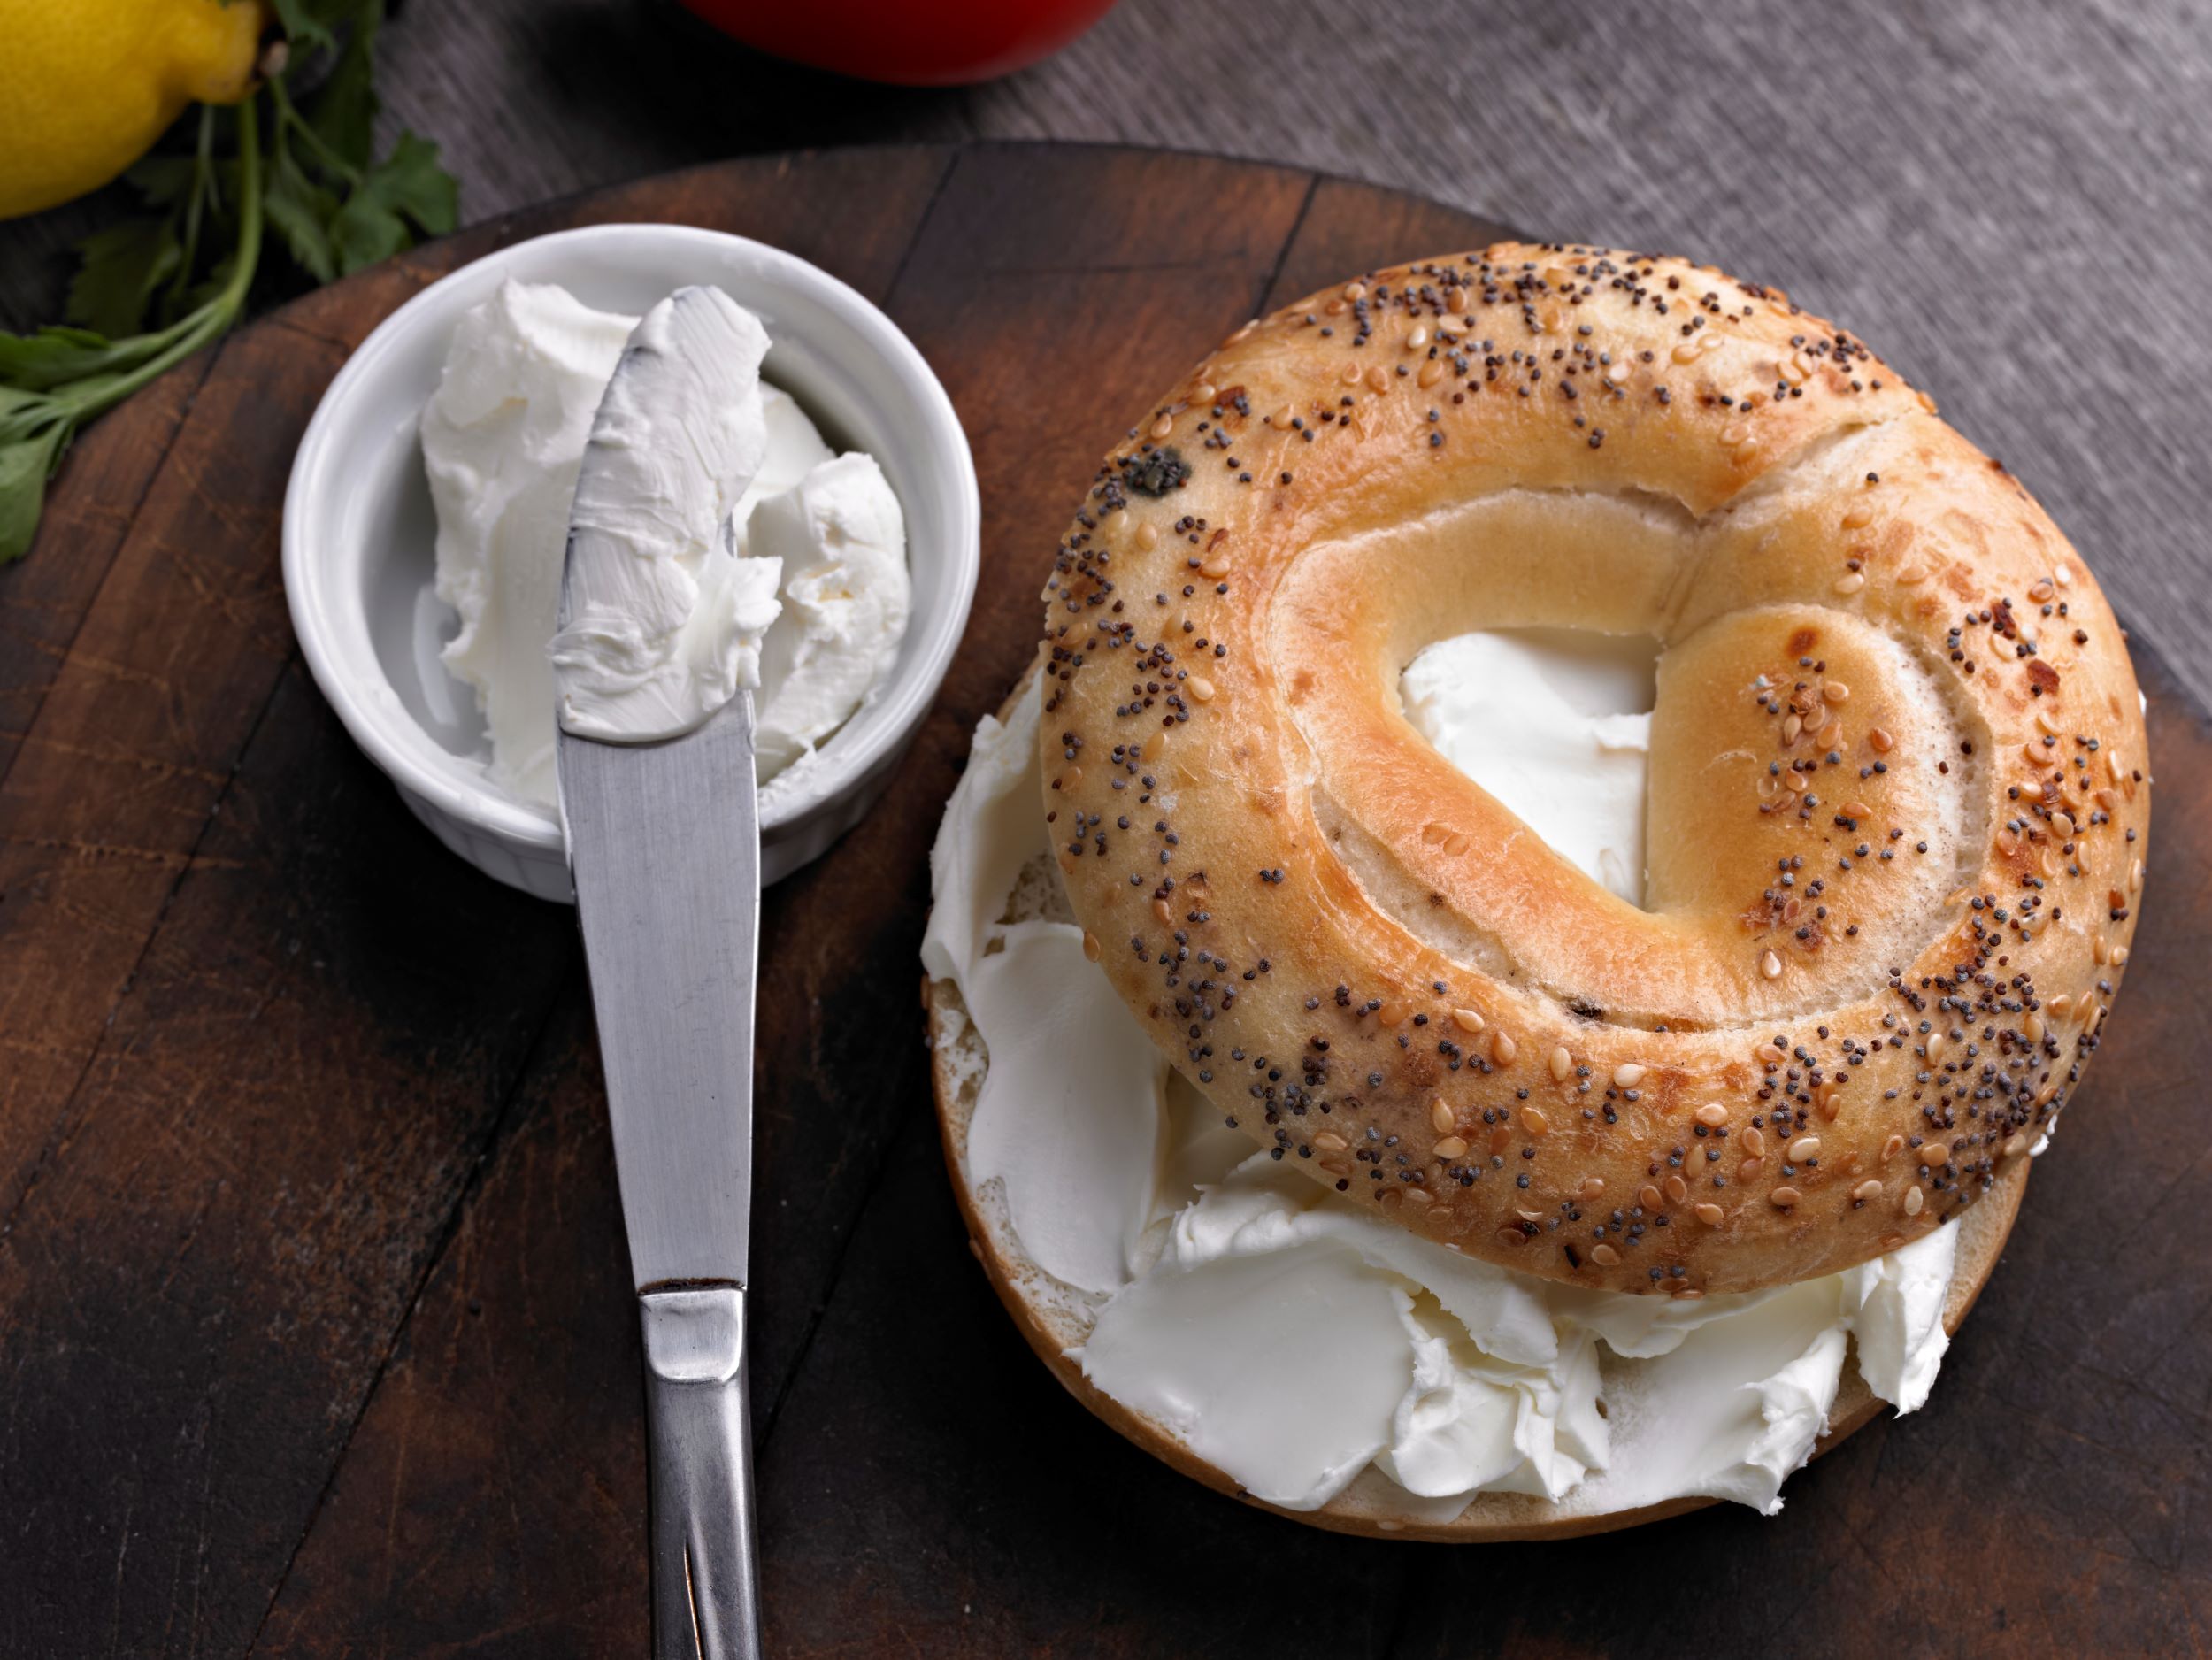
[678,0,1118,85]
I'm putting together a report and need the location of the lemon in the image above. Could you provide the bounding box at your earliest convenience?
[0,0,265,220]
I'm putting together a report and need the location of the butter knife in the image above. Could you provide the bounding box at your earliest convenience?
[557,295,764,1660]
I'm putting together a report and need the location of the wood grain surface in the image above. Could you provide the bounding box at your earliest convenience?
[0,145,2207,1660]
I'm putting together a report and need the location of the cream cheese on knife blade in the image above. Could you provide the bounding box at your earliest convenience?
[422,278,909,787]
[552,285,780,740]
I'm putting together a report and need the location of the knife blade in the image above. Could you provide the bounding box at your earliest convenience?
[556,285,766,1660]
[560,694,758,1293]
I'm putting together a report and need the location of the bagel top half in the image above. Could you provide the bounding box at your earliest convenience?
[1040,242,2147,1297]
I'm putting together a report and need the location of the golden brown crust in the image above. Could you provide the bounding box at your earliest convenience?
[1040,244,2145,1296]
[926,963,2028,1541]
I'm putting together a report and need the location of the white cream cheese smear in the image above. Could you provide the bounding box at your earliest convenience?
[551,285,778,741]
[924,664,1959,1520]
[422,279,909,796]
[423,279,632,802]
[1401,628,1656,906]
[749,452,911,780]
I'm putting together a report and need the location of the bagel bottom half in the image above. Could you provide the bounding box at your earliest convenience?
[924,675,2027,1543]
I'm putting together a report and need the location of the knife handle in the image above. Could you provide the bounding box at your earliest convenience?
[641,1286,762,1660]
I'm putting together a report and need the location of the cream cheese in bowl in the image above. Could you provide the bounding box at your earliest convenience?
[425,277,910,803]
[282,223,979,902]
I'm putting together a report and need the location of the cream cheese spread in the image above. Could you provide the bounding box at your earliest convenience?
[923,637,1959,1520]
[424,279,630,802]
[550,285,780,742]
[422,279,908,795]
[748,452,911,781]
[1401,628,1655,907]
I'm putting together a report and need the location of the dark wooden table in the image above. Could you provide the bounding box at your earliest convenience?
[3,144,2209,1659]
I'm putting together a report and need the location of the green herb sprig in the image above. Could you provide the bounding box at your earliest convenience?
[0,0,457,563]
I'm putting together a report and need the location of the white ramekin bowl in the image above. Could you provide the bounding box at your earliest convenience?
[283,223,979,902]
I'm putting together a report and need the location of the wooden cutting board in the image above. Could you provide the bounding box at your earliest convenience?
[3,142,2206,1659]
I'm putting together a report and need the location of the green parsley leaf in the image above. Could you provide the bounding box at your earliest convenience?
[0,384,50,424]
[307,0,383,171]
[66,218,184,338]
[123,154,204,211]
[266,0,340,56]
[264,146,341,283]
[332,132,458,273]
[0,428,69,565]
[0,326,165,393]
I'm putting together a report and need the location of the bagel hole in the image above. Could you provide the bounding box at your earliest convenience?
[1399,629,1660,909]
